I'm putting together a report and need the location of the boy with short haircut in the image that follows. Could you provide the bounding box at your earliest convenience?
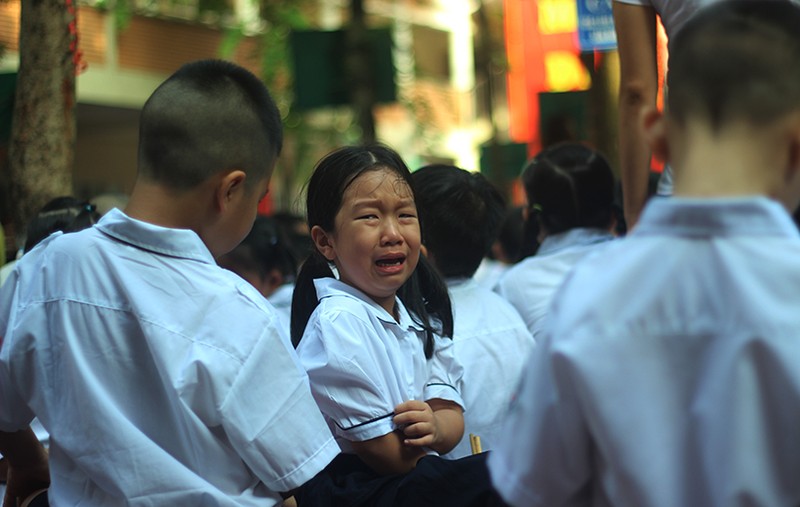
[0,59,339,506]
[488,2,800,505]
[412,164,534,459]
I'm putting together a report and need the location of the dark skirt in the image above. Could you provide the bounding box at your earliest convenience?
[295,452,507,507]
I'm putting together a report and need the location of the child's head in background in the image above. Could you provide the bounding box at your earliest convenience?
[521,143,615,244]
[217,215,297,298]
[291,144,453,356]
[412,164,506,279]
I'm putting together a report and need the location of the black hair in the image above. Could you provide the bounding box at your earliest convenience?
[413,164,506,279]
[291,144,454,359]
[24,196,100,253]
[217,215,297,282]
[138,59,283,190]
[495,206,527,263]
[521,143,615,237]
[667,0,800,130]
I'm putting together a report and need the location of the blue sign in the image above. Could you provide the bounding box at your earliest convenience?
[577,0,617,51]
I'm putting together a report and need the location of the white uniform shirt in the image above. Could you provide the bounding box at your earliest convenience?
[296,278,465,454]
[495,228,614,339]
[0,209,339,507]
[442,278,534,459]
[267,282,294,342]
[489,197,800,507]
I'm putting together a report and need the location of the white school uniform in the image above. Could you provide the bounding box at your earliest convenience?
[442,278,534,459]
[489,197,800,507]
[495,227,614,339]
[267,282,294,342]
[0,209,339,506]
[296,277,465,454]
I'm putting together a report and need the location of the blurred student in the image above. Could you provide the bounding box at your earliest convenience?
[472,206,525,289]
[490,2,800,505]
[495,143,616,339]
[217,215,297,337]
[413,164,534,459]
[0,197,100,288]
[0,59,338,506]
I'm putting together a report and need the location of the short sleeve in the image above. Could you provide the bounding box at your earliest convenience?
[220,321,339,493]
[297,310,402,443]
[0,269,37,431]
[424,333,465,410]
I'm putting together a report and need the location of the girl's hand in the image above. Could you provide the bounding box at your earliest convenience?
[393,400,438,448]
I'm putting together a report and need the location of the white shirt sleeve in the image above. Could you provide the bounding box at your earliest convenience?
[220,322,340,493]
[299,310,402,442]
[0,267,36,431]
[424,332,465,409]
[613,0,651,5]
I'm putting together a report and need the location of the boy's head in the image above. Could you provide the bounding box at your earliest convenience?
[413,164,506,279]
[137,59,282,191]
[667,0,800,130]
[522,143,615,238]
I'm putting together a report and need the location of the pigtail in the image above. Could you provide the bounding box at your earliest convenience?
[290,251,335,347]
[398,254,454,359]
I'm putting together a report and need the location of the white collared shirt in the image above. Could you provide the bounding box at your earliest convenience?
[0,209,339,506]
[495,228,615,339]
[490,197,800,507]
[442,278,534,459]
[296,278,464,454]
[267,282,294,342]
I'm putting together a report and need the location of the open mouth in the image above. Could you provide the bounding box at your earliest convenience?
[375,255,405,268]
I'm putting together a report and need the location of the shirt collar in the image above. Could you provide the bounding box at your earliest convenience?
[537,227,615,256]
[446,277,477,292]
[314,277,424,331]
[96,208,216,264]
[635,196,800,239]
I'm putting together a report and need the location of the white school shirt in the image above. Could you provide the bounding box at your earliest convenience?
[0,209,339,507]
[267,282,294,343]
[495,228,614,339]
[441,278,534,459]
[489,196,800,507]
[296,277,465,454]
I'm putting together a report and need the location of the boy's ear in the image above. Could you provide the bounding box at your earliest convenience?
[642,106,669,164]
[310,225,336,261]
[215,170,247,212]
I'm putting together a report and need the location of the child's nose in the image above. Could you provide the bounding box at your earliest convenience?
[381,219,403,245]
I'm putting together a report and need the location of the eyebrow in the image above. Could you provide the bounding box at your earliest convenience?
[351,197,416,208]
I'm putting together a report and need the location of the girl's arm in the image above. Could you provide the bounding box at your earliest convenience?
[351,431,428,475]
[393,398,464,455]
[352,398,464,475]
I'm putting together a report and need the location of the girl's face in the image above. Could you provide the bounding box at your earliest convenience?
[313,168,421,316]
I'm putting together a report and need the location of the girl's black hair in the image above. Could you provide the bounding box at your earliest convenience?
[290,144,454,359]
[521,142,615,236]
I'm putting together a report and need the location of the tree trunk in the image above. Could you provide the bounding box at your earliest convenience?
[9,0,76,235]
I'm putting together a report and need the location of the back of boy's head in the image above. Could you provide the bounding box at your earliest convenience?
[292,144,454,358]
[412,164,506,279]
[522,143,614,236]
[137,59,282,190]
[217,215,297,281]
[667,0,800,130]
[24,196,100,253]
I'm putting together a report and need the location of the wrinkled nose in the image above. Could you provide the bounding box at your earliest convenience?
[381,219,403,246]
